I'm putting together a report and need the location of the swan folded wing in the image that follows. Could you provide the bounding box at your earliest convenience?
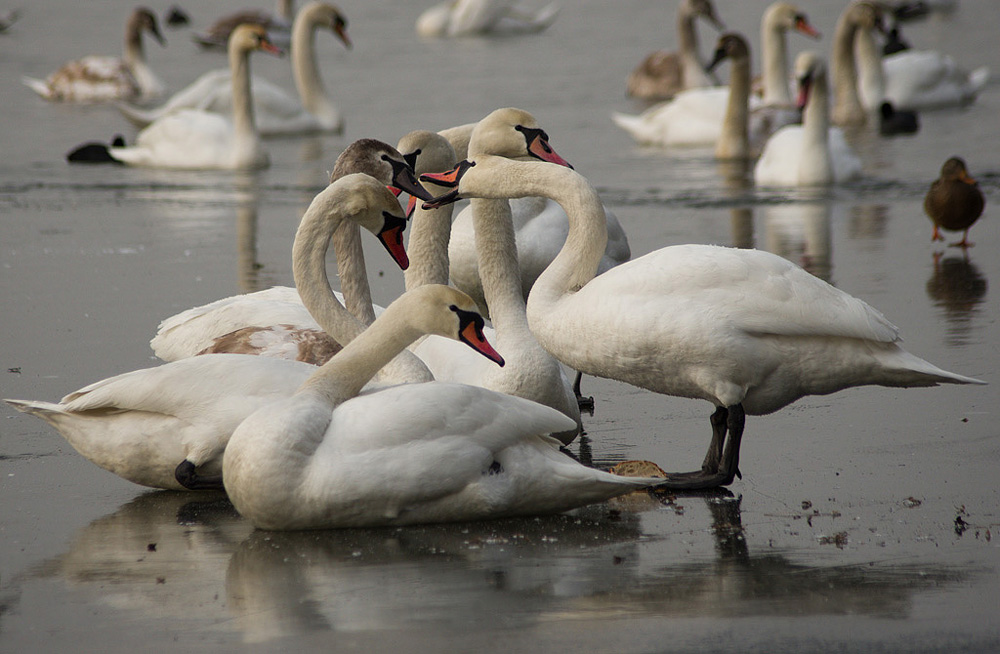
[110,110,233,167]
[300,383,576,507]
[580,245,900,343]
[49,56,138,102]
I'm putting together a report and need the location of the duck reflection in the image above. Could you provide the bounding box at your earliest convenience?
[25,487,971,644]
[926,252,988,347]
[763,202,832,281]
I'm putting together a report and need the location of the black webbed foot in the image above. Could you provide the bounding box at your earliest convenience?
[174,459,224,491]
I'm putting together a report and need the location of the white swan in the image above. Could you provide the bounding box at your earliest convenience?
[23,7,166,103]
[626,0,724,100]
[755,51,862,187]
[416,111,582,442]
[222,284,664,530]
[150,138,434,372]
[613,3,819,148]
[443,118,630,317]
[416,0,559,38]
[118,2,350,137]
[424,130,985,490]
[5,173,416,491]
[101,25,282,170]
[193,0,295,50]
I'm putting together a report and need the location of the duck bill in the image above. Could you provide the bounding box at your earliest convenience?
[376,212,409,270]
[960,170,978,185]
[460,321,505,367]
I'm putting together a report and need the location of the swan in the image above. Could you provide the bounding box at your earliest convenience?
[193,0,295,50]
[613,3,820,148]
[117,2,350,137]
[5,172,415,491]
[755,51,862,187]
[23,7,166,103]
[924,156,985,248]
[444,118,629,318]
[626,0,724,100]
[222,284,665,530]
[420,129,985,490]
[416,111,582,442]
[0,8,20,33]
[150,138,434,369]
[72,25,283,170]
[416,0,559,38]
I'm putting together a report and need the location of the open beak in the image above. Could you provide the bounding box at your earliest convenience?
[419,160,476,209]
[376,211,409,270]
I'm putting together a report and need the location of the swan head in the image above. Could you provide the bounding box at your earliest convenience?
[334,172,411,270]
[794,51,826,110]
[403,285,505,366]
[844,1,886,34]
[396,131,457,216]
[306,2,352,49]
[468,108,573,168]
[229,23,285,57]
[763,3,821,39]
[683,0,724,31]
[129,7,166,47]
[707,32,750,74]
[330,139,436,204]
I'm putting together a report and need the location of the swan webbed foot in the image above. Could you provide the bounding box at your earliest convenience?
[175,459,224,491]
[573,371,595,414]
[651,404,745,491]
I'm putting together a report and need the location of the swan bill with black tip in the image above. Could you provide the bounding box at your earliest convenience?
[514,125,574,168]
[452,305,505,366]
[375,211,410,270]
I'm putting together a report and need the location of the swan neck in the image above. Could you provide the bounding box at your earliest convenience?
[718,56,751,159]
[331,222,377,325]
[854,24,884,109]
[404,203,452,290]
[802,68,830,145]
[471,198,532,338]
[291,188,367,347]
[677,8,699,60]
[299,297,425,404]
[292,8,334,117]
[831,12,864,124]
[229,41,256,138]
[761,16,790,104]
[123,17,145,66]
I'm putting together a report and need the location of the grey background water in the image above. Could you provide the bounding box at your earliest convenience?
[1,0,998,651]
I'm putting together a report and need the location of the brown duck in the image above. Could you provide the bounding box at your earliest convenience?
[924,157,985,248]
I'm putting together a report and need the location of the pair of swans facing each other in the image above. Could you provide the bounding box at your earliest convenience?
[119,2,350,137]
[418,144,984,490]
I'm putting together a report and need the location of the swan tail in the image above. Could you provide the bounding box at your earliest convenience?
[968,66,990,94]
[22,76,53,100]
[115,101,158,128]
[66,136,125,164]
[878,350,986,387]
[5,398,66,424]
[611,111,652,142]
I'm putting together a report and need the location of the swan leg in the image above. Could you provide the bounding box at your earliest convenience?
[573,370,595,413]
[175,459,224,491]
[652,404,745,491]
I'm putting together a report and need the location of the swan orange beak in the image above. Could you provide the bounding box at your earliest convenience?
[376,211,409,270]
[420,160,477,209]
[455,311,504,367]
[796,75,812,110]
[260,39,284,57]
[405,194,418,219]
[333,20,351,49]
[795,16,821,39]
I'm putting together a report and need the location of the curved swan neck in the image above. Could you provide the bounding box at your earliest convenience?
[853,23,884,110]
[677,6,706,85]
[299,293,425,404]
[471,198,533,340]
[292,186,368,348]
[229,38,257,138]
[292,5,336,120]
[123,15,146,66]
[331,223,376,326]
[717,53,751,159]
[404,202,452,289]
[761,8,790,105]
[831,10,864,125]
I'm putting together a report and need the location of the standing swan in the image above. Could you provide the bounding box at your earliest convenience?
[5,173,413,491]
[83,25,283,169]
[422,135,985,490]
[223,285,664,530]
[755,51,862,187]
[23,7,166,103]
[118,2,351,136]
